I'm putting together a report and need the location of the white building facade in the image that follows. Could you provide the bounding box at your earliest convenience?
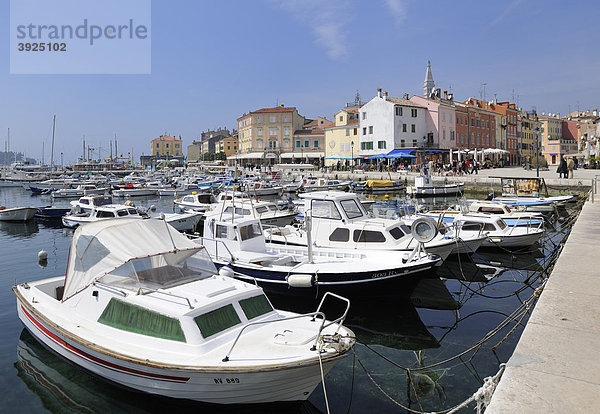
[359,89,427,156]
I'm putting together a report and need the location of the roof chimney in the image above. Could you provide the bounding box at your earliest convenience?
[443,90,448,99]
[382,91,388,100]
[377,88,382,98]
[403,93,409,100]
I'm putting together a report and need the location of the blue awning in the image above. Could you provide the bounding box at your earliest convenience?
[368,153,387,159]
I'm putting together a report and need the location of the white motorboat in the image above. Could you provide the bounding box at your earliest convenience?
[157,183,201,196]
[175,192,219,212]
[492,176,576,212]
[416,201,544,228]
[264,191,459,262]
[51,184,107,199]
[195,213,441,295]
[70,195,114,212]
[13,219,355,404]
[112,185,157,197]
[0,206,37,222]
[243,181,283,196]
[62,204,142,228]
[447,213,545,248]
[407,176,464,197]
[302,178,352,192]
[145,209,203,232]
[212,199,298,228]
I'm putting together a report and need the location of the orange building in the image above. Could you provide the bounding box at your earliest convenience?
[454,101,496,150]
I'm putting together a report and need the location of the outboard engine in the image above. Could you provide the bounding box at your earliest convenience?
[486,191,495,201]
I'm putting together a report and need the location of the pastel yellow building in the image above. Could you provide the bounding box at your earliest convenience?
[324,108,360,167]
[151,135,183,157]
[520,111,541,162]
[216,136,239,157]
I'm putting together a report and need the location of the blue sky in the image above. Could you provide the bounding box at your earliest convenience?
[1,0,598,163]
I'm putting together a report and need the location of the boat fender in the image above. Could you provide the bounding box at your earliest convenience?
[0,206,5,210]
[219,266,235,278]
[38,250,48,260]
[286,274,315,288]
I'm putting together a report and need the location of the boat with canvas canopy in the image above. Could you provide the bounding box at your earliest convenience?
[13,219,355,404]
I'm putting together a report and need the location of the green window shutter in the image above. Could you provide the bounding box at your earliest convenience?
[194,304,241,338]
[239,295,273,320]
[98,298,186,342]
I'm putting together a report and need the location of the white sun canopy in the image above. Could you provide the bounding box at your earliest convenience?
[63,218,201,301]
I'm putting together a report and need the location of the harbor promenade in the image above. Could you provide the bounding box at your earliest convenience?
[279,166,598,190]
[485,194,600,413]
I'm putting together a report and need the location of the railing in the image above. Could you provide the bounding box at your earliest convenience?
[190,235,236,263]
[222,292,351,362]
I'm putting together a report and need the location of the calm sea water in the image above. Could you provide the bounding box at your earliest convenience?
[0,186,579,413]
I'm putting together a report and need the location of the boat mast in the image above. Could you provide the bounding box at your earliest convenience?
[50,115,56,173]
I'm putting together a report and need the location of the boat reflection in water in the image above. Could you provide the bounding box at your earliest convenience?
[0,220,39,238]
[15,329,324,414]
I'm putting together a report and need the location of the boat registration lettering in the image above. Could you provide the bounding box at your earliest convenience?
[371,270,396,279]
[214,377,240,384]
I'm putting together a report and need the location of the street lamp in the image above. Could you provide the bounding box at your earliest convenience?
[534,127,540,178]
[351,141,354,172]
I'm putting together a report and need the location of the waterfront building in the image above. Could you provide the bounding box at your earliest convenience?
[520,111,541,163]
[324,107,360,167]
[462,98,517,164]
[539,114,563,164]
[410,91,456,149]
[235,106,306,164]
[216,134,239,158]
[287,117,332,164]
[454,100,496,152]
[151,135,183,157]
[358,88,427,157]
[564,109,600,158]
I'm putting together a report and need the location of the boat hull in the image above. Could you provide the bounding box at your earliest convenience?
[215,259,435,297]
[16,296,343,404]
[0,207,37,221]
[481,231,543,248]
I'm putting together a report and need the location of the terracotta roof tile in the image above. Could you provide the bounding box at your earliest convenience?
[251,106,296,114]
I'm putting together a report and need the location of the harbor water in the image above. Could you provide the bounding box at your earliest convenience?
[0,186,583,413]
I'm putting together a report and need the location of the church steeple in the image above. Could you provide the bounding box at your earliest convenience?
[424,60,435,97]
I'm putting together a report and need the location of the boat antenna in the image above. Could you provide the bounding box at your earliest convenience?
[50,115,56,174]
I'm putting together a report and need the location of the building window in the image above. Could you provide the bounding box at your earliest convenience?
[339,115,343,122]
[257,116,262,123]
[257,127,263,136]
[156,143,159,148]
[443,129,446,140]
[269,127,277,136]
[360,142,374,150]
[378,140,386,149]
[402,124,407,132]
[339,143,344,152]
[471,118,475,127]
[362,112,366,120]
[411,124,416,133]
[450,131,455,141]
[269,115,276,123]
[283,140,289,148]
[369,126,373,134]
[363,127,367,135]
[313,140,319,148]
[346,128,350,136]
[353,128,357,135]
[442,112,446,121]
[257,140,263,148]
[345,143,350,152]
[411,108,418,117]
[304,140,309,148]
[401,140,405,147]
[395,107,403,116]
[296,140,301,148]
[283,115,289,122]
[284,127,290,136]
[456,116,460,124]
[412,139,417,147]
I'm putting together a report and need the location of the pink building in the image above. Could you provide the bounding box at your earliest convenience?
[410,93,456,149]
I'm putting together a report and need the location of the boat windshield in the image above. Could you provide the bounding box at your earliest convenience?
[340,199,364,219]
[100,248,217,291]
[94,196,113,206]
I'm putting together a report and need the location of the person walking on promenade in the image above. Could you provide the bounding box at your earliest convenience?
[567,157,575,178]
[557,156,568,178]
